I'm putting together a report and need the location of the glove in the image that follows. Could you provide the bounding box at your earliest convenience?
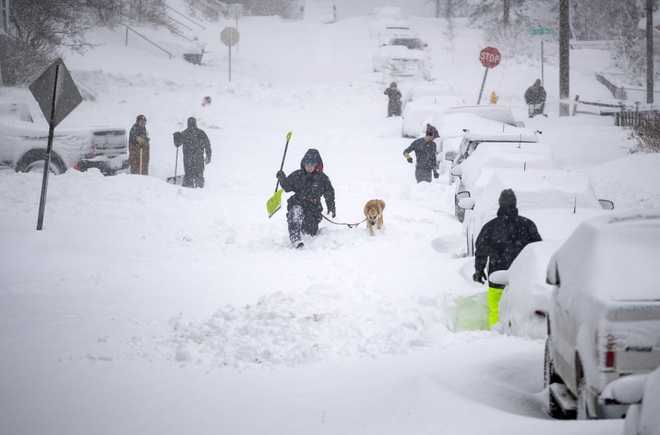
[472,270,486,284]
[205,156,211,165]
[433,170,439,179]
[328,208,336,219]
[276,170,286,180]
[136,136,147,146]
[406,157,413,164]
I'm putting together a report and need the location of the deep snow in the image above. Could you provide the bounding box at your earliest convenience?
[1,2,659,434]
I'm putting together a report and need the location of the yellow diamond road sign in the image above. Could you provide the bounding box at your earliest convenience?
[29,58,82,127]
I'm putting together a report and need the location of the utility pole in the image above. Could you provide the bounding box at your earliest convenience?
[0,0,10,86]
[646,0,654,104]
[503,0,510,27]
[559,0,570,116]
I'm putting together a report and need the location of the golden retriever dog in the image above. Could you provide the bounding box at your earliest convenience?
[364,199,386,236]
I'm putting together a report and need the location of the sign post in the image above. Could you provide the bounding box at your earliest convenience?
[29,58,82,230]
[531,28,553,86]
[221,27,240,82]
[228,4,243,54]
[477,46,501,105]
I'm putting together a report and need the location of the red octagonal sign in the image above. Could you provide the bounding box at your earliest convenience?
[479,46,501,68]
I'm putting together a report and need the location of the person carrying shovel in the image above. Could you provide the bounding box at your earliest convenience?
[276,149,335,249]
[173,117,212,189]
[129,114,150,175]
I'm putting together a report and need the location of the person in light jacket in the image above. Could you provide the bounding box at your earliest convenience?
[129,114,150,175]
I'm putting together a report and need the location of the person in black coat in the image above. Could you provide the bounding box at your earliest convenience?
[524,79,547,117]
[276,149,336,248]
[472,189,542,328]
[384,82,402,117]
[174,117,212,188]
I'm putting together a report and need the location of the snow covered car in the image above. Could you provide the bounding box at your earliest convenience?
[600,366,660,435]
[450,142,559,222]
[544,210,660,420]
[400,84,464,138]
[372,45,416,72]
[382,51,430,83]
[446,124,541,168]
[302,0,336,23]
[0,102,128,175]
[489,240,563,339]
[459,168,615,256]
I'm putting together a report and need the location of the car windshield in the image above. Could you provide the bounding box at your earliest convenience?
[390,38,423,50]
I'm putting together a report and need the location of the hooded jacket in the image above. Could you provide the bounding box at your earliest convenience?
[279,149,335,213]
[524,81,547,105]
[474,204,542,280]
[178,117,211,159]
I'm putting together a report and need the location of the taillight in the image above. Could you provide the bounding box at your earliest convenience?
[598,331,616,370]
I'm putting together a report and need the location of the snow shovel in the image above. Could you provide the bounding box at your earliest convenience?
[166,146,184,185]
[266,131,292,218]
[167,132,184,185]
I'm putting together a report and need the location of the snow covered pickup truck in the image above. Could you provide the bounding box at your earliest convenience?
[0,102,128,175]
[544,211,660,420]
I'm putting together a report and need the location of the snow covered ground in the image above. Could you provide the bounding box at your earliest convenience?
[1,2,660,434]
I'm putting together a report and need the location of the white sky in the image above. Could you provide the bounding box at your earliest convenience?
[1,1,659,434]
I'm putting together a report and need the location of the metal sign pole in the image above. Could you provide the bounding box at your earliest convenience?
[228,32,232,82]
[36,64,60,231]
[477,67,489,105]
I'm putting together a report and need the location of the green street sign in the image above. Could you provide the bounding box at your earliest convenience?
[531,28,553,35]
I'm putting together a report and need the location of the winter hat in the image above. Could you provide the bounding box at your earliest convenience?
[187,117,197,128]
[499,189,517,208]
[390,82,397,88]
[425,124,439,138]
[136,114,146,122]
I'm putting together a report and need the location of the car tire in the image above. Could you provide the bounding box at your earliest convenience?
[576,377,593,420]
[544,337,570,419]
[543,337,561,387]
[16,149,66,175]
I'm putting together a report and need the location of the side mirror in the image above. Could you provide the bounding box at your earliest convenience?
[451,165,463,177]
[457,197,475,210]
[456,190,470,201]
[445,151,456,162]
[488,270,509,286]
[599,199,614,210]
[546,261,559,286]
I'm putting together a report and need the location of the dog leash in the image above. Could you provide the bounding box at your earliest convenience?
[322,214,366,228]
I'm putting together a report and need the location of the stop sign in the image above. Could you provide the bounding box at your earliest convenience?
[479,47,501,68]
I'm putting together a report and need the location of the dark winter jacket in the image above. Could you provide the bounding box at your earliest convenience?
[474,205,542,283]
[177,117,211,160]
[524,82,547,105]
[129,123,148,147]
[403,137,437,170]
[279,149,335,214]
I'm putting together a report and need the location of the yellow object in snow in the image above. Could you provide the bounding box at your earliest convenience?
[489,91,499,105]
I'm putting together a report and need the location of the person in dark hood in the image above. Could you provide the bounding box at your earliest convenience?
[384,82,402,117]
[524,79,547,117]
[129,114,150,175]
[473,189,542,328]
[276,149,336,248]
[174,117,212,188]
[403,123,440,183]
